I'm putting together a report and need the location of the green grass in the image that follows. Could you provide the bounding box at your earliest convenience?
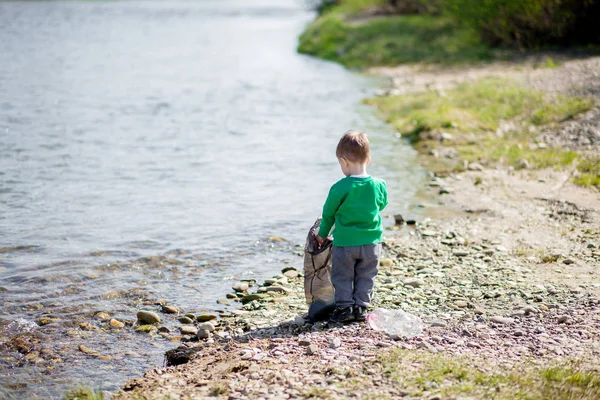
[366,78,593,140]
[298,1,493,68]
[575,157,600,188]
[371,349,600,399]
[63,387,104,400]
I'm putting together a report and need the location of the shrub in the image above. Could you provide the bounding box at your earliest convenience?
[444,0,600,48]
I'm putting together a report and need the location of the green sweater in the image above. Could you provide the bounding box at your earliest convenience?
[318,176,388,247]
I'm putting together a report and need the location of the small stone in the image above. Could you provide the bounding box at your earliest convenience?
[161,305,179,314]
[439,187,452,195]
[490,316,514,325]
[294,316,306,327]
[329,337,341,349]
[299,338,311,346]
[563,259,575,265]
[380,258,394,267]
[468,162,484,171]
[197,329,210,339]
[429,320,447,328]
[587,242,597,249]
[179,316,194,324]
[135,325,157,333]
[474,306,485,315]
[307,344,318,355]
[94,311,110,320]
[157,326,170,333]
[539,305,549,311]
[109,319,124,329]
[557,315,570,324]
[394,214,405,225]
[137,310,161,324]
[514,330,524,337]
[179,325,198,335]
[217,298,232,305]
[496,245,508,252]
[232,282,249,292]
[522,306,538,316]
[37,317,60,326]
[404,278,424,288]
[196,314,218,322]
[283,270,299,279]
[241,294,267,303]
[452,250,469,257]
[421,230,438,237]
[265,286,292,294]
[454,300,468,308]
[198,322,215,332]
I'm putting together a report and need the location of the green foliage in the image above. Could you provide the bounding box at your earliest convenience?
[575,157,600,188]
[444,0,600,48]
[63,387,104,400]
[365,78,592,140]
[298,11,492,68]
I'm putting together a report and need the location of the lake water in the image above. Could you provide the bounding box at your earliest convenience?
[0,0,428,397]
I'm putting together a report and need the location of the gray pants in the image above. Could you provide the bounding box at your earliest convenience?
[331,244,381,308]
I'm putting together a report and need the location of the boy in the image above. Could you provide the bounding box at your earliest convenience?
[316,130,388,323]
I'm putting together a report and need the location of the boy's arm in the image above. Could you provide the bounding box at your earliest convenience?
[379,181,389,211]
[317,185,343,239]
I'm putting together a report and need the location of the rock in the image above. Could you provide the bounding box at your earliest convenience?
[404,278,424,288]
[468,162,484,171]
[217,298,232,305]
[294,316,306,327]
[269,236,285,242]
[518,159,530,169]
[394,214,404,225]
[157,326,170,333]
[490,316,514,325]
[406,219,416,225]
[94,311,110,320]
[330,337,341,349]
[563,259,575,265]
[179,316,194,324]
[37,317,60,326]
[474,306,485,315]
[587,242,597,249]
[439,187,452,195]
[421,230,438,237]
[179,325,198,335]
[514,330,524,337]
[440,132,453,142]
[299,338,311,346]
[196,314,218,322]
[454,300,468,308]
[307,344,319,355]
[429,320,447,328]
[197,329,210,339]
[265,286,292,294]
[161,305,179,314]
[452,250,469,257]
[241,294,266,303]
[380,258,394,267]
[523,306,538,316]
[557,315,570,324]
[198,322,215,332]
[283,270,299,279]
[137,310,161,324]
[136,325,157,333]
[496,245,508,252]
[232,282,249,292]
[109,319,124,329]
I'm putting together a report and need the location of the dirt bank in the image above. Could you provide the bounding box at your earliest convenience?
[112,58,600,400]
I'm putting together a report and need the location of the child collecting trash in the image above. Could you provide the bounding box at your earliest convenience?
[316,130,388,323]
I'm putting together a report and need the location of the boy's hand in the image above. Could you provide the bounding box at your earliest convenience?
[315,235,325,247]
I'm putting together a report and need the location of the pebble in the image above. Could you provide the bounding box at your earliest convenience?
[380,258,394,267]
[179,316,194,324]
[307,344,318,355]
[161,305,179,314]
[197,329,210,339]
[404,278,424,288]
[421,230,438,237]
[452,250,469,257]
[217,298,232,305]
[198,322,215,332]
[563,259,575,265]
[557,315,570,324]
[94,311,110,320]
[294,316,306,327]
[490,316,515,325]
[137,310,161,324]
[179,325,198,335]
[109,319,124,329]
[298,339,311,346]
[196,314,218,322]
[329,337,341,349]
[522,305,538,315]
[496,245,508,252]
[283,270,299,279]
[232,282,249,292]
[454,300,468,308]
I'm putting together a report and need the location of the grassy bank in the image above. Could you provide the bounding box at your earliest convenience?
[365,77,599,187]
[298,1,494,68]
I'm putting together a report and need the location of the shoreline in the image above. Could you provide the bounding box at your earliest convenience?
[111,58,600,399]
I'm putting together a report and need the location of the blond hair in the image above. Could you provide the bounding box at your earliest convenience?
[336,130,370,163]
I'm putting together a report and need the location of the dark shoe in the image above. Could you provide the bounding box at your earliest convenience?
[329,306,354,323]
[354,306,367,321]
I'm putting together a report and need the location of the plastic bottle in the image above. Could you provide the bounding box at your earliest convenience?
[366,308,423,338]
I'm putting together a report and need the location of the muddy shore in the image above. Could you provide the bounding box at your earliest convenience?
[111,59,600,400]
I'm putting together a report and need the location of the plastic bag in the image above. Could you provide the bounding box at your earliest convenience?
[366,308,423,338]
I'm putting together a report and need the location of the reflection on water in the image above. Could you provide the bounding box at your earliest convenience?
[0,0,428,397]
